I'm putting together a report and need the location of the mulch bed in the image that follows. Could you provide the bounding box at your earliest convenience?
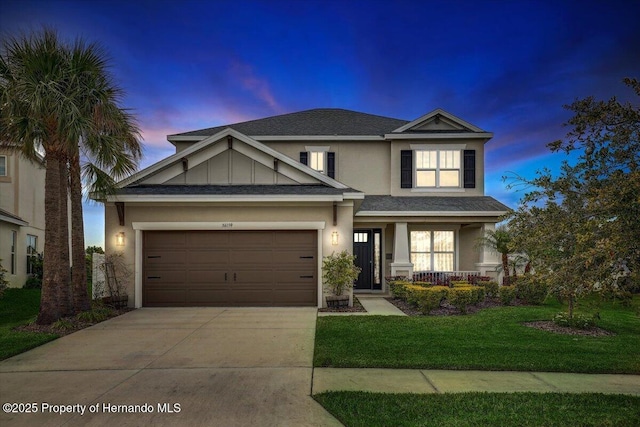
[386,297,615,337]
[14,307,132,337]
[318,296,367,313]
[522,321,615,337]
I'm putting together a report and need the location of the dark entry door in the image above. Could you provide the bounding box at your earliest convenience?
[353,230,373,290]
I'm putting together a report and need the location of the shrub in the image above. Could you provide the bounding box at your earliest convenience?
[389,281,412,300]
[515,275,549,305]
[447,287,474,314]
[499,286,516,305]
[23,276,42,289]
[411,286,449,314]
[322,250,361,296]
[552,312,597,330]
[451,280,470,288]
[0,259,8,298]
[413,281,432,288]
[478,280,499,298]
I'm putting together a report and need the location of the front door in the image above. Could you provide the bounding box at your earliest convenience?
[353,229,382,290]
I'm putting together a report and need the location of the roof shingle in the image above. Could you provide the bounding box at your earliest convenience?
[357,195,509,213]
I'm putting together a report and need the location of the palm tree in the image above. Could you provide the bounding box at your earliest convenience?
[1,28,141,323]
[476,225,514,285]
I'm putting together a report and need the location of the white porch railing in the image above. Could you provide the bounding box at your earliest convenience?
[412,271,485,285]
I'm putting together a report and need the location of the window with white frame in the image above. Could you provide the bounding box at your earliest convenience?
[309,151,325,173]
[26,234,37,275]
[410,230,455,271]
[415,150,460,188]
[0,156,7,176]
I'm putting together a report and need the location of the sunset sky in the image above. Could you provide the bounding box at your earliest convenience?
[2,0,639,247]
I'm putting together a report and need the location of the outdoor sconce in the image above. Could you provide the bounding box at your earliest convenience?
[116,232,125,247]
[331,231,339,246]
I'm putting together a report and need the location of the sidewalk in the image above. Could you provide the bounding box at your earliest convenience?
[318,294,406,316]
[313,368,640,395]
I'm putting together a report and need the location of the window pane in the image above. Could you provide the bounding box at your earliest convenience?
[410,231,430,252]
[433,253,454,271]
[416,170,436,187]
[416,150,436,169]
[439,150,460,169]
[439,170,459,187]
[310,152,324,172]
[0,156,6,176]
[411,253,431,271]
[433,231,454,251]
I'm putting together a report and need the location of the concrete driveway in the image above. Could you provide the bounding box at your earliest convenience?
[0,308,342,427]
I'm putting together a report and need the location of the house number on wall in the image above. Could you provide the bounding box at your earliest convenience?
[222,223,233,228]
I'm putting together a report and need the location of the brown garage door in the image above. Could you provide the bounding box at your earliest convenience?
[143,230,317,307]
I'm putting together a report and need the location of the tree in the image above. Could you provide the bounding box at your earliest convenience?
[0,28,141,323]
[506,78,640,317]
[476,225,515,284]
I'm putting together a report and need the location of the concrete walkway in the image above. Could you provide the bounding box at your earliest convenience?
[0,308,342,427]
[313,368,640,395]
[318,294,406,316]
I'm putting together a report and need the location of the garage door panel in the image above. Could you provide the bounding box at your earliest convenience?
[189,232,231,247]
[229,250,274,265]
[275,231,317,247]
[145,231,187,248]
[143,230,317,307]
[188,249,230,265]
[145,250,190,266]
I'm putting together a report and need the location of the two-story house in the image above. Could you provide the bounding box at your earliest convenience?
[0,148,46,287]
[100,108,508,308]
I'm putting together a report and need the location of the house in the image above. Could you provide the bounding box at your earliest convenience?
[99,108,508,308]
[0,148,46,287]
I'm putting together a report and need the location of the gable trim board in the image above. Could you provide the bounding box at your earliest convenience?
[392,108,487,133]
[119,127,349,190]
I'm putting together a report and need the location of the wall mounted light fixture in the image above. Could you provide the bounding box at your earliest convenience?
[331,231,339,246]
[116,232,125,247]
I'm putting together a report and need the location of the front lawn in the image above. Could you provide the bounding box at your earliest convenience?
[0,288,58,360]
[314,300,640,373]
[314,391,640,427]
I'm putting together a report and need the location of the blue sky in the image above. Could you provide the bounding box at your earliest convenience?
[2,0,639,247]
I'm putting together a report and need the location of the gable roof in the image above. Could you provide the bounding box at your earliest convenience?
[168,108,408,140]
[0,207,28,226]
[114,127,349,190]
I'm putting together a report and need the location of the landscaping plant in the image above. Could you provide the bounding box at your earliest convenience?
[322,250,361,297]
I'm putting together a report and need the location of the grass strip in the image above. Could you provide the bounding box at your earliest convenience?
[314,391,640,427]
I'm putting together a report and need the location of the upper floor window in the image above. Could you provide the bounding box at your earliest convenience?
[401,148,475,189]
[415,150,460,188]
[309,151,325,173]
[0,156,7,176]
[300,148,335,178]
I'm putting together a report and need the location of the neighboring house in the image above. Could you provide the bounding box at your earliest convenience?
[99,108,508,308]
[0,148,46,288]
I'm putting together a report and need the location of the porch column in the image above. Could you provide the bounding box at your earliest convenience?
[475,222,501,280]
[390,222,413,279]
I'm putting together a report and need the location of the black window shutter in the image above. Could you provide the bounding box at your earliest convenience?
[401,150,413,188]
[327,152,335,178]
[463,149,476,188]
[300,152,308,165]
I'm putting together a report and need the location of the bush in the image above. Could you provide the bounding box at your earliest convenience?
[552,312,597,330]
[413,281,432,288]
[499,286,516,305]
[409,285,449,314]
[515,275,549,305]
[447,287,474,314]
[23,276,42,289]
[0,259,8,298]
[478,280,499,298]
[322,250,361,296]
[77,304,112,323]
[451,280,470,288]
[389,281,412,300]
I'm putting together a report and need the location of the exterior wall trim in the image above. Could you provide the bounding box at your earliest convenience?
[385,132,493,140]
[131,221,326,308]
[107,195,351,203]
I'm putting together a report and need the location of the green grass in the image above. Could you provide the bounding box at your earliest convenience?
[0,288,58,360]
[314,391,640,427]
[314,299,640,373]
